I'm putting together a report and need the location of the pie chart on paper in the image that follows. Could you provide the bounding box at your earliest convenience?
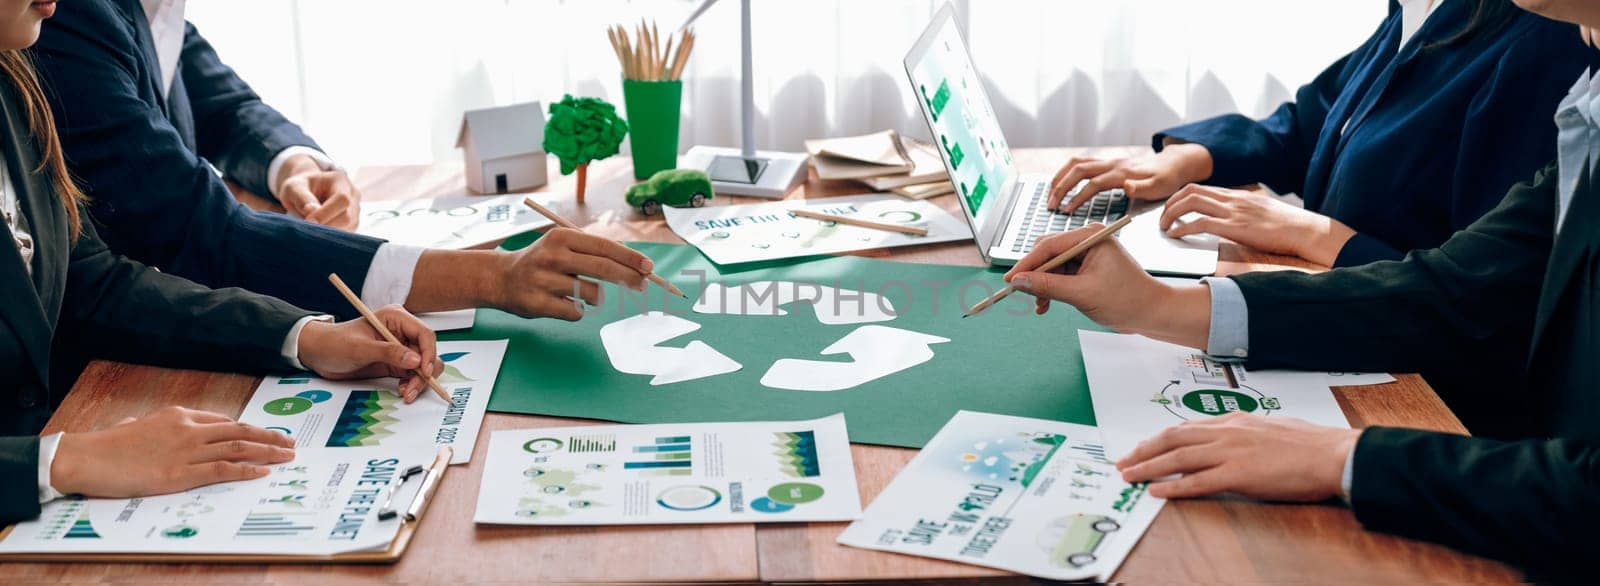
[656,485,722,512]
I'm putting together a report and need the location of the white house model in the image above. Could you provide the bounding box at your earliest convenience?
[456,102,549,194]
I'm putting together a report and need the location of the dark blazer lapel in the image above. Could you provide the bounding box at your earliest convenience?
[1527,160,1595,359]
[1336,0,1466,152]
[0,84,58,387]
[115,0,168,113]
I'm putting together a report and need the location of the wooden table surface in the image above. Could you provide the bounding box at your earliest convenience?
[5,148,1521,582]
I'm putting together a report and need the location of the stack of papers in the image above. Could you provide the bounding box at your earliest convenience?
[806,131,952,199]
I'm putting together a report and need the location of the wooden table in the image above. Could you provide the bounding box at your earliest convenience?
[7,148,1521,582]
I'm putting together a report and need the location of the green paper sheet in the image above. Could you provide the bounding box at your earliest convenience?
[448,235,1104,448]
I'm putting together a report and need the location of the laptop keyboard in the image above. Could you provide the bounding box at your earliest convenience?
[1009,184,1129,254]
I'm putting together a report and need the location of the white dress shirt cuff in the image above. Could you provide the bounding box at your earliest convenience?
[37,431,64,503]
[360,243,426,309]
[1340,447,1356,503]
[281,315,336,370]
[1201,277,1250,360]
[266,145,338,202]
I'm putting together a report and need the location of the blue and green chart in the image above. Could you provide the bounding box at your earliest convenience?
[0,447,435,556]
[474,414,861,525]
[239,340,508,464]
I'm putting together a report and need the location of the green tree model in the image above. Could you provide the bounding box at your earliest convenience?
[543,95,629,204]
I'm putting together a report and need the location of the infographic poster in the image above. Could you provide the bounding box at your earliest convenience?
[1078,330,1349,459]
[357,193,554,249]
[837,411,1164,582]
[473,414,861,525]
[663,194,971,265]
[240,340,508,464]
[0,446,437,556]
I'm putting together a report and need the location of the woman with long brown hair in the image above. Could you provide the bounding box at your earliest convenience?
[0,0,445,523]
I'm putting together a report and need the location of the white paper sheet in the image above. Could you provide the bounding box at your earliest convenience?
[761,325,949,392]
[473,414,861,525]
[416,309,475,331]
[1078,331,1348,459]
[663,193,972,265]
[239,340,507,464]
[0,446,437,556]
[837,411,1165,582]
[1321,371,1396,385]
[597,312,743,385]
[357,194,553,249]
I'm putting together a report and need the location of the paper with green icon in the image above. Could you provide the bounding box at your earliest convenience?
[239,340,508,464]
[662,193,971,265]
[837,411,1165,582]
[1078,331,1349,460]
[0,446,437,556]
[472,414,860,525]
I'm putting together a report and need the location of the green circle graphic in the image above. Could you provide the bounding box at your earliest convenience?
[523,438,564,454]
[262,397,313,416]
[1180,389,1260,416]
[767,482,825,505]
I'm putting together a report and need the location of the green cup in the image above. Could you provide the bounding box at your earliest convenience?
[622,79,683,180]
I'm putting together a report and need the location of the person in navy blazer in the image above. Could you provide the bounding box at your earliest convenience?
[1050,0,1596,267]
[29,0,656,336]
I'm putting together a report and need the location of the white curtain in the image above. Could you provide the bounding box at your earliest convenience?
[186,0,1386,167]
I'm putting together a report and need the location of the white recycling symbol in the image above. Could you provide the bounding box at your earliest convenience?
[597,281,949,391]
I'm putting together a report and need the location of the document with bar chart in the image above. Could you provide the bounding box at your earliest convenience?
[239,340,508,464]
[473,414,861,525]
[0,446,437,556]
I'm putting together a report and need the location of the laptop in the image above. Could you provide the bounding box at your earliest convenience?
[903,5,1219,275]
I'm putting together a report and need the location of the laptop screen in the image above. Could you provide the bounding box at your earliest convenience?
[906,15,1015,228]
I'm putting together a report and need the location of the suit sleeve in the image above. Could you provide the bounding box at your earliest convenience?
[180,22,318,198]
[1351,427,1600,575]
[1230,162,1556,374]
[58,217,314,374]
[30,1,379,319]
[1334,25,1593,267]
[0,436,40,524]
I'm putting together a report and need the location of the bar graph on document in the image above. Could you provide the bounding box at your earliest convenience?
[235,512,317,538]
[625,436,693,477]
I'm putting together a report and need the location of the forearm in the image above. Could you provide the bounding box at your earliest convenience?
[403,249,507,313]
[1156,141,1215,185]
[1127,282,1212,351]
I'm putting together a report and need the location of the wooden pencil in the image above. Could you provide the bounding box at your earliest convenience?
[522,198,687,298]
[789,208,930,236]
[961,214,1135,318]
[327,274,452,403]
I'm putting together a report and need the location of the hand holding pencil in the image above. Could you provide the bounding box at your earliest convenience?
[303,275,446,404]
[979,215,1138,319]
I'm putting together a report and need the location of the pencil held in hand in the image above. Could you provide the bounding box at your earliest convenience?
[327,274,452,402]
[609,21,694,81]
[962,214,1134,318]
[521,197,687,298]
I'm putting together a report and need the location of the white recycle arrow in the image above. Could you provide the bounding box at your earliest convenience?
[760,325,950,392]
[598,312,742,385]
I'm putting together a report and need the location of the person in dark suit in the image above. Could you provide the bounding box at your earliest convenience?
[1003,2,1600,577]
[0,0,445,524]
[1049,0,1593,268]
[29,0,655,325]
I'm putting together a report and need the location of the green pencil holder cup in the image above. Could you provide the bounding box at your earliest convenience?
[622,79,682,180]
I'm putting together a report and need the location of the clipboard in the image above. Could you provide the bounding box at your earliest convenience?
[0,447,452,565]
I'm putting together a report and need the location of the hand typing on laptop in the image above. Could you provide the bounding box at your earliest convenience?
[1048,142,1215,212]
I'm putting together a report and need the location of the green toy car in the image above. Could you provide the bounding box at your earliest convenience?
[627,169,714,216]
